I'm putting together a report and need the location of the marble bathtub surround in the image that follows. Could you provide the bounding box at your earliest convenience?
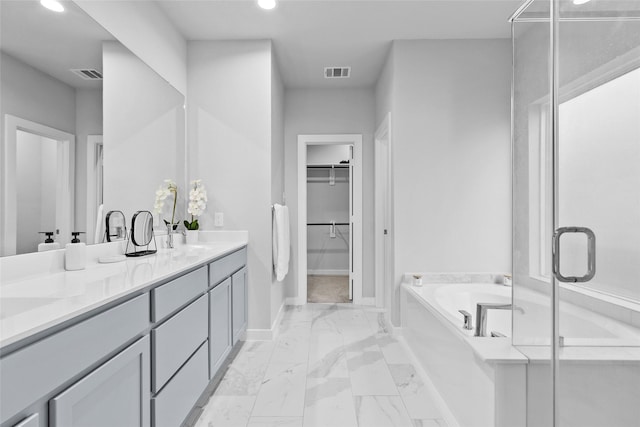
[193,304,448,427]
[402,272,507,285]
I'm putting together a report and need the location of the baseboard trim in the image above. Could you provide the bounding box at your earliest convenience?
[382,312,403,337]
[270,301,286,340]
[245,301,286,341]
[244,329,273,341]
[286,297,306,305]
[307,269,349,276]
[359,297,376,306]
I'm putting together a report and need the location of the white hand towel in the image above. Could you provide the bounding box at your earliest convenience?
[272,204,290,281]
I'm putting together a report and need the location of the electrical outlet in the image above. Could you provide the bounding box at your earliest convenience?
[214,212,224,227]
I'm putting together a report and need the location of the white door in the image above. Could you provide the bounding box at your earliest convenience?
[375,114,392,309]
[298,134,363,305]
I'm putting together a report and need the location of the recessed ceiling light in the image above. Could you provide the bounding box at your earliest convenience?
[40,0,65,12]
[258,0,277,10]
[572,0,591,5]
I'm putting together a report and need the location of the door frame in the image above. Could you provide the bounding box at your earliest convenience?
[2,115,75,255]
[297,134,363,305]
[374,113,392,309]
[86,135,103,244]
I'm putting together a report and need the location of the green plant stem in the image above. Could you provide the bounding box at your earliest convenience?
[170,188,177,225]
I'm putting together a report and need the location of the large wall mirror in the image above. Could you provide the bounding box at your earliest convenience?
[0,0,185,256]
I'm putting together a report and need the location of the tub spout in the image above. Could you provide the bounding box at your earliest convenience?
[475,303,512,337]
[458,310,473,330]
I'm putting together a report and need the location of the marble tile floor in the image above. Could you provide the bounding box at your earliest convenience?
[194,304,448,427]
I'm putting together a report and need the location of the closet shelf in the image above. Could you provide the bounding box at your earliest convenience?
[307,222,349,226]
[306,164,349,169]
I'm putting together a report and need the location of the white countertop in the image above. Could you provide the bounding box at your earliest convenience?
[0,238,247,351]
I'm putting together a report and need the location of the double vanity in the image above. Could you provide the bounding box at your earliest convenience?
[0,237,248,427]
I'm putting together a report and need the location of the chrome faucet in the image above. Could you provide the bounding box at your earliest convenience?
[458,310,473,330]
[474,303,513,337]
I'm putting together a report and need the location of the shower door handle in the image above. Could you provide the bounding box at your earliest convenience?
[552,226,596,283]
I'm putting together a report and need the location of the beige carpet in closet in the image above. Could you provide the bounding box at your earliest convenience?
[307,275,350,303]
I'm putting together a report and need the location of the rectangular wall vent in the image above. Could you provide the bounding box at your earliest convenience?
[71,69,103,80]
[324,67,351,79]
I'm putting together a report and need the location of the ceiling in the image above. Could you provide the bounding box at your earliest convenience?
[0,0,114,89]
[158,0,522,89]
[0,0,522,91]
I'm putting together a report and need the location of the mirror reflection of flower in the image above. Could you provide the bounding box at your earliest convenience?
[184,179,208,230]
[154,179,179,230]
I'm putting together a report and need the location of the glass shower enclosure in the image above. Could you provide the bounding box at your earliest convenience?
[511,0,640,425]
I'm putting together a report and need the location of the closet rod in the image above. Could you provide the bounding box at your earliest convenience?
[307,222,349,226]
[307,164,349,169]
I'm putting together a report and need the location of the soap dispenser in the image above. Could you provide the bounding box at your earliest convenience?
[65,232,86,271]
[38,232,61,252]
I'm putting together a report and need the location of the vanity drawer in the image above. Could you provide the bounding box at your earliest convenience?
[151,266,207,322]
[152,341,209,427]
[0,295,149,425]
[152,295,207,393]
[209,247,247,287]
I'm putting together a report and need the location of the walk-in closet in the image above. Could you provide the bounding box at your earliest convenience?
[306,145,352,303]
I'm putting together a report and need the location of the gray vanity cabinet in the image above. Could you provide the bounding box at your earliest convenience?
[11,415,38,427]
[1,245,248,427]
[209,277,232,377]
[231,266,248,345]
[49,335,150,427]
[0,295,149,427]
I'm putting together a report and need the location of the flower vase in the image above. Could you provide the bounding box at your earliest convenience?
[166,224,175,249]
[185,229,198,245]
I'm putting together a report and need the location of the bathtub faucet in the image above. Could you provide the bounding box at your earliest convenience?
[458,310,473,330]
[475,303,513,337]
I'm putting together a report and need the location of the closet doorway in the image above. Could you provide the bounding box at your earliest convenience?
[297,134,363,305]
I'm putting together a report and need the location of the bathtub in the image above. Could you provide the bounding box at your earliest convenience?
[401,279,640,427]
[411,282,640,346]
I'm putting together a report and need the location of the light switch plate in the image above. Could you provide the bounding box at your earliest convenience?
[214,212,224,227]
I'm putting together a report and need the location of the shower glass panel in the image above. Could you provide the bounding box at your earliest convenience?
[513,0,640,425]
[512,1,554,424]
[556,1,640,426]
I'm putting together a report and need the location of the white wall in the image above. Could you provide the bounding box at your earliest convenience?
[375,47,395,127]
[307,145,351,165]
[284,88,376,299]
[75,0,187,95]
[270,48,286,326]
[187,40,276,331]
[0,52,76,252]
[378,40,512,325]
[16,132,57,254]
[74,89,103,235]
[0,52,76,136]
[103,41,185,224]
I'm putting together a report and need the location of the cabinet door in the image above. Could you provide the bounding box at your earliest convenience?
[50,336,150,427]
[152,295,207,393]
[231,267,247,344]
[13,414,38,427]
[209,277,231,378]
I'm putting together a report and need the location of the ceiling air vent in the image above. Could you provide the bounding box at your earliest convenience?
[324,67,351,79]
[71,69,103,80]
